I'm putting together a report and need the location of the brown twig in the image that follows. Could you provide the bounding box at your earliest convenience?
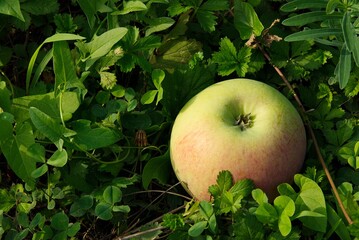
[257,44,353,225]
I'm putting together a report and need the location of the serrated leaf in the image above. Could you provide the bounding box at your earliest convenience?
[196,9,218,32]
[0,0,24,21]
[234,0,264,39]
[215,170,233,194]
[229,179,254,198]
[212,37,251,76]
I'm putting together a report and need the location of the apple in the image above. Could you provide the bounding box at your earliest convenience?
[170,78,306,201]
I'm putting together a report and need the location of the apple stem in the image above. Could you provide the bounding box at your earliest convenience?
[235,113,254,131]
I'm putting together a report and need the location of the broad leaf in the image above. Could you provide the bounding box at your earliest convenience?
[103,186,122,205]
[0,122,37,187]
[280,0,327,12]
[294,174,327,233]
[142,151,171,189]
[47,149,68,167]
[234,0,264,39]
[0,0,24,21]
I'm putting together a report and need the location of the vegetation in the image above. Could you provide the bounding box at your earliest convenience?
[0,0,358,239]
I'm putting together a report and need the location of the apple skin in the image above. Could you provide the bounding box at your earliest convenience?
[170,78,306,201]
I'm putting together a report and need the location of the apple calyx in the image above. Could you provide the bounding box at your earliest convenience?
[235,113,254,131]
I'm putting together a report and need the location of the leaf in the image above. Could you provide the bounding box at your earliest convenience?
[188,221,207,237]
[233,214,265,239]
[67,222,81,237]
[21,0,59,15]
[70,120,121,150]
[29,107,65,149]
[294,174,327,233]
[53,41,79,93]
[70,195,93,217]
[103,186,122,205]
[208,170,233,197]
[82,27,128,69]
[284,28,342,42]
[342,12,359,66]
[234,0,264,39]
[282,11,341,27]
[0,122,37,187]
[0,0,25,21]
[0,46,12,67]
[211,37,251,76]
[141,90,158,105]
[50,212,69,231]
[112,205,130,213]
[151,38,202,71]
[142,151,171,189]
[280,0,328,12]
[254,202,278,224]
[95,202,113,220]
[31,164,48,179]
[145,17,175,36]
[229,179,254,198]
[47,149,68,167]
[336,44,351,89]
[274,196,295,236]
[113,0,148,15]
[326,204,352,240]
[26,33,85,94]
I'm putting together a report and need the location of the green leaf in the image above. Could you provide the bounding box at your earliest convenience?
[0,0,24,21]
[21,0,59,15]
[47,149,68,167]
[150,38,202,71]
[0,122,37,186]
[145,17,175,36]
[26,33,85,94]
[71,120,121,150]
[229,179,254,198]
[294,174,327,233]
[252,188,269,204]
[208,170,233,197]
[233,214,265,239]
[234,0,264,39]
[31,164,48,179]
[29,107,65,149]
[336,44,351,89]
[77,0,112,29]
[53,41,79,93]
[51,212,69,231]
[70,195,93,217]
[284,28,342,42]
[342,12,359,67]
[112,205,130,213]
[142,151,171,189]
[103,186,122,205]
[0,189,16,213]
[280,0,327,12]
[326,204,352,240]
[199,201,213,220]
[141,90,158,105]
[282,11,341,27]
[95,202,113,220]
[188,221,207,237]
[113,0,148,15]
[254,202,278,224]
[274,196,295,237]
[211,37,251,76]
[67,222,81,237]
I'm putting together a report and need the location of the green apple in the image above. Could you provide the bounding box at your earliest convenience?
[170,78,306,201]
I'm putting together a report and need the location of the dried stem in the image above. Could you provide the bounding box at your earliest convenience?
[257,44,353,225]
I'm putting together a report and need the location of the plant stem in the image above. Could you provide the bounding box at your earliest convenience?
[257,44,353,225]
